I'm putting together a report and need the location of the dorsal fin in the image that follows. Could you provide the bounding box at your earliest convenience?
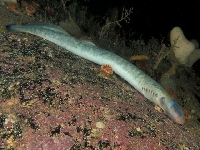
[24,23,70,35]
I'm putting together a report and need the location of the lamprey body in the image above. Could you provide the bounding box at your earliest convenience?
[6,24,185,124]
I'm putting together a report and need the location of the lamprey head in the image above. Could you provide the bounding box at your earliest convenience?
[160,97,185,124]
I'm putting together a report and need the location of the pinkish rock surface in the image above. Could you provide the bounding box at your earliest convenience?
[0,31,199,150]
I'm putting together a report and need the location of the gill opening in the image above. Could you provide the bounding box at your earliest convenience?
[141,87,158,99]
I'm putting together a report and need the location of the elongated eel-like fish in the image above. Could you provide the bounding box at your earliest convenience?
[6,23,185,124]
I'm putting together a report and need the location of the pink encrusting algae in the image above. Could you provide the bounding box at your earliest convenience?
[0,32,199,149]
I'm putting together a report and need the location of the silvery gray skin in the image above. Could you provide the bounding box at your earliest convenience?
[6,23,185,124]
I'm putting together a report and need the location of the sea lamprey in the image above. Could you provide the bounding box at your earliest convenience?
[6,23,185,124]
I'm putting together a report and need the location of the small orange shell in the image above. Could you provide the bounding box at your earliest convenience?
[22,1,40,16]
[8,2,20,14]
[100,64,113,75]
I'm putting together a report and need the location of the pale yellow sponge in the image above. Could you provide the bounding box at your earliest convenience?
[186,49,200,67]
[170,27,195,65]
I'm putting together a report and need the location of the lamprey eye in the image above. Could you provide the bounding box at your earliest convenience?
[160,97,165,105]
[161,97,165,101]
